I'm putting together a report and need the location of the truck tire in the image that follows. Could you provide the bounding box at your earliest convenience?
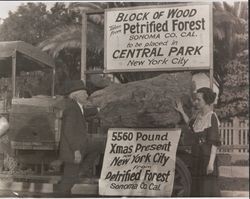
[172,157,191,197]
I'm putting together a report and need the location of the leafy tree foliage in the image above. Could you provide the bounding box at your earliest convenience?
[0,2,81,95]
[0,2,79,44]
[213,2,247,87]
[216,49,248,120]
[214,2,248,120]
[0,3,50,45]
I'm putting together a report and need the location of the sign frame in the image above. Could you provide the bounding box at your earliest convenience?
[104,2,213,74]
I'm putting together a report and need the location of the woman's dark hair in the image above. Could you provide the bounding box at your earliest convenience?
[197,87,217,105]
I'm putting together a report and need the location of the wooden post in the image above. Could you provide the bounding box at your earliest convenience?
[12,52,16,98]
[210,2,213,90]
[209,2,214,108]
[51,68,55,97]
[209,68,213,89]
[81,12,87,85]
[224,127,228,146]
[233,117,240,153]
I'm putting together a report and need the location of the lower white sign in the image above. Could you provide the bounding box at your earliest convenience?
[99,128,181,196]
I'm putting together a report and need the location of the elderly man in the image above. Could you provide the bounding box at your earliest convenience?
[56,80,97,195]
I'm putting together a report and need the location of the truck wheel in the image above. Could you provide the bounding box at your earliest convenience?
[172,157,191,197]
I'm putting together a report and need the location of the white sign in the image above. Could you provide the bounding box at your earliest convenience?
[105,3,212,72]
[99,128,181,196]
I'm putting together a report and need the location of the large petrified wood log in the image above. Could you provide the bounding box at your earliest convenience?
[89,72,193,132]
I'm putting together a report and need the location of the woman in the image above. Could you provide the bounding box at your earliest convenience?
[175,87,221,197]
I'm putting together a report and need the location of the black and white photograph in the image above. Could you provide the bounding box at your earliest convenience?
[0,0,249,197]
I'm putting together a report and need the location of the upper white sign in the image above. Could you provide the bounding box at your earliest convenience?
[104,3,212,73]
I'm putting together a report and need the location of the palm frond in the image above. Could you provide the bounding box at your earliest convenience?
[214,27,226,40]
[233,2,241,17]
[38,22,103,57]
[214,9,237,25]
[88,15,104,26]
[213,2,224,11]
[223,2,234,13]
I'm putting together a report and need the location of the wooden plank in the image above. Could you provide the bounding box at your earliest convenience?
[221,191,249,197]
[0,173,60,183]
[104,67,211,74]
[86,10,104,15]
[219,166,249,178]
[219,145,249,150]
[85,69,104,74]
[0,173,98,184]
[0,181,53,193]
[12,53,16,97]
[72,183,98,195]
[10,141,57,150]
[51,68,55,97]
[0,177,99,195]
[8,107,61,148]
[81,12,87,84]
[0,181,99,196]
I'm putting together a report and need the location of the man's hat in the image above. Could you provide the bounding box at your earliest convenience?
[63,80,86,95]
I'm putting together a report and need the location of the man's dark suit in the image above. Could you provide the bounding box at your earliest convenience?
[57,98,88,194]
[60,98,87,162]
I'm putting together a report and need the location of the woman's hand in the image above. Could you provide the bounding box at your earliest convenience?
[174,99,184,113]
[207,162,214,174]
[174,99,190,124]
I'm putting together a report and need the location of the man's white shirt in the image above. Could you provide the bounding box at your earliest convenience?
[76,101,84,115]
